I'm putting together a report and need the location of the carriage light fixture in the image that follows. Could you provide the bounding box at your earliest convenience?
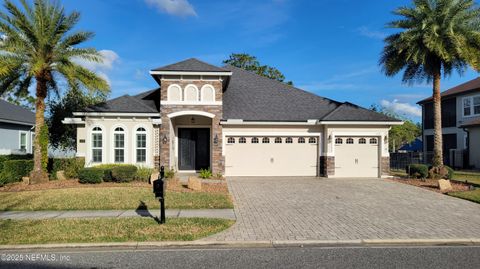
[162,135,167,144]
[214,134,219,145]
[328,135,332,143]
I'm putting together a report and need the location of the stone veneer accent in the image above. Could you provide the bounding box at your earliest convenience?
[159,78,225,174]
[320,156,335,177]
[381,156,390,176]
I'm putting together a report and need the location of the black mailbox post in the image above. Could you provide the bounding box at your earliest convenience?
[153,166,166,224]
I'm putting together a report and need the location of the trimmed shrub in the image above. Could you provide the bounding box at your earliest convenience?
[78,168,103,184]
[0,160,34,185]
[49,157,85,180]
[0,154,32,172]
[135,167,153,182]
[406,164,428,179]
[445,166,454,180]
[199,168,213,179]
[111,165,137,182]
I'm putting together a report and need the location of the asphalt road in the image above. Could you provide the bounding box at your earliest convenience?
[1,245,479,269]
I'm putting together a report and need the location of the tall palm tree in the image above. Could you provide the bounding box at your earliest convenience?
[380,0,480,172]
[0,0,109,183]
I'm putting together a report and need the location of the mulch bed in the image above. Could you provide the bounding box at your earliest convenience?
[390,177,470,193]
[0,178,229,194]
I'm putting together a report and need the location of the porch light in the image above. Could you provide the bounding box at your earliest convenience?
[328,135,332,143]
[162,135,168,144]
[214,134,219,145]
[191,117,195,124]
[384,135,388,144]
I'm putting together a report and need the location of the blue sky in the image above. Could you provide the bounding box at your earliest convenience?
[17,0,480,122]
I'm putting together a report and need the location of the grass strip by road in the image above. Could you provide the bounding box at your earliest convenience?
[448,189,480,204]
[0,217,234,245]
[452,171,480,185]
[0,187,233,211]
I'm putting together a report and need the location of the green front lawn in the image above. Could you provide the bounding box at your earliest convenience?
[0,218,234,244]
[452,171,480,185]
[0,187,233,211]
[448,189,480,204]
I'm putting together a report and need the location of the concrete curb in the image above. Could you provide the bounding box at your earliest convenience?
[1,238,479,250]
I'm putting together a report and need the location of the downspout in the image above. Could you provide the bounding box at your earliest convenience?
[462,127,470,168]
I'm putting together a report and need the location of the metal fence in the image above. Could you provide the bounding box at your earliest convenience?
[390,150,468,170]
[390,152,426,170]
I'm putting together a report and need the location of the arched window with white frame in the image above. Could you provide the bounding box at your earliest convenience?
[114,127,125,163]
[167,84,182,102]
[136,127,147,163]
[91,127,103,163]
[184,84,199,102]
[201,84,215,102]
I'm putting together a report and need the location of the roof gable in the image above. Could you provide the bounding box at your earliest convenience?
[151,58,229,73]
[0,99,35,125]
[322,102,398,122]
[83,89,160,113]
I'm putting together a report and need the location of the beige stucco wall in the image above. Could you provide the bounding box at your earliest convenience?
[469,126,480,169]
[78,117,157,167]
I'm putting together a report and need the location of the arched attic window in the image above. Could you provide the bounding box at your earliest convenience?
[201,84,215,102]
[184,85,199,102]
[167,84,182,101]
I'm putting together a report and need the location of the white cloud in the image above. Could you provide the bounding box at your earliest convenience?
[380,99,422,117]
[145,0,197,17]
[357,26,387,40]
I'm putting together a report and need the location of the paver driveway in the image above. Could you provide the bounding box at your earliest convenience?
[205,177,480,241]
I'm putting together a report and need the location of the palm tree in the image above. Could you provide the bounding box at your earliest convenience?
[0,0,109,183]
[380,0,480,173]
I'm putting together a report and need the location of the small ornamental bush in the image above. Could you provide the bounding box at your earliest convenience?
[49,157,85,179]
[199,168,213,179]
[165,168,175,179]
[0,154,32,172]
[111,165,137,182]
[135,167,153,182]
[444,166,454,180]
[0,159,33,185]
[406,164,428,179]
[78,168,103,184]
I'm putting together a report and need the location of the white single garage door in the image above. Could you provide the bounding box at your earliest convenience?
[225,136,318,176]
[334,137,379,178]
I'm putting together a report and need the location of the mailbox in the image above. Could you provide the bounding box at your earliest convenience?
[152,166,166,224]
[153,177,164,198]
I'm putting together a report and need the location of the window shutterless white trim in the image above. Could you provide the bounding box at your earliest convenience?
[200,84,216,102]
[462,95,480,117]
[73,112,160,117]
[89,125,105,165]
[184,84,199,102]
[167,111,216,119]
[19,131,27,151]
[133,124,151,166]
[149,70,232,76]
[112,125,127,163]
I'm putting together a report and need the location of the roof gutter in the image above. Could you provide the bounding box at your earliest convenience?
[220,119,319,126]
[73,112,161,117]
[0,118,35,126]
[318,121,404,125]
[149,71,232,76]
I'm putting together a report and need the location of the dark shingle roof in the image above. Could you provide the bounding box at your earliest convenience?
[418,77,480,104]
[222,65,341,121]
[151,58,229,73]
[322,102,399,122]
[0,99,35,125]
[83,89,160,113]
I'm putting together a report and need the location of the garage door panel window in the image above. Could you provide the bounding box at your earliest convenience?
[335,138,343,144]
[298,137,305,143]
[275,137,282,143]
[285,137,293,144]
[308,137,317,144]
[346,138,354,144]
[251,137,259,144]
[369,138,378,144]
[359,138,366,144]
[239,137,246,144]
[227,137,235,144]
[262,137,270,144]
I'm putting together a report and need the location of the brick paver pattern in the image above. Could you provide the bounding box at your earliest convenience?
[205,177,480,241]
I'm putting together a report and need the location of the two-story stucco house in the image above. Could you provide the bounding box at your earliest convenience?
[418,77,480,169]
[64,58,402,178]
[0,99,35,155]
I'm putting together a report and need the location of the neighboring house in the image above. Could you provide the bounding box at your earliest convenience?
[64,58,402,178]
[0,99,35,155]
[418,77,480,169]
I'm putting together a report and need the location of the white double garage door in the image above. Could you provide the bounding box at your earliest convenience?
[225,135,380,177]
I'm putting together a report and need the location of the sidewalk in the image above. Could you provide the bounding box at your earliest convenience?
[0,209,236,220]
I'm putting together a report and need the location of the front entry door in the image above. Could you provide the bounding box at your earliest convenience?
[178,128,210,171]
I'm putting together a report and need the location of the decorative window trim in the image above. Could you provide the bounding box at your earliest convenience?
[200,84,216,102]
[19,131,27,151]
[167,84,182,102]
[184,84,199,102]
[90,125,105,164]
